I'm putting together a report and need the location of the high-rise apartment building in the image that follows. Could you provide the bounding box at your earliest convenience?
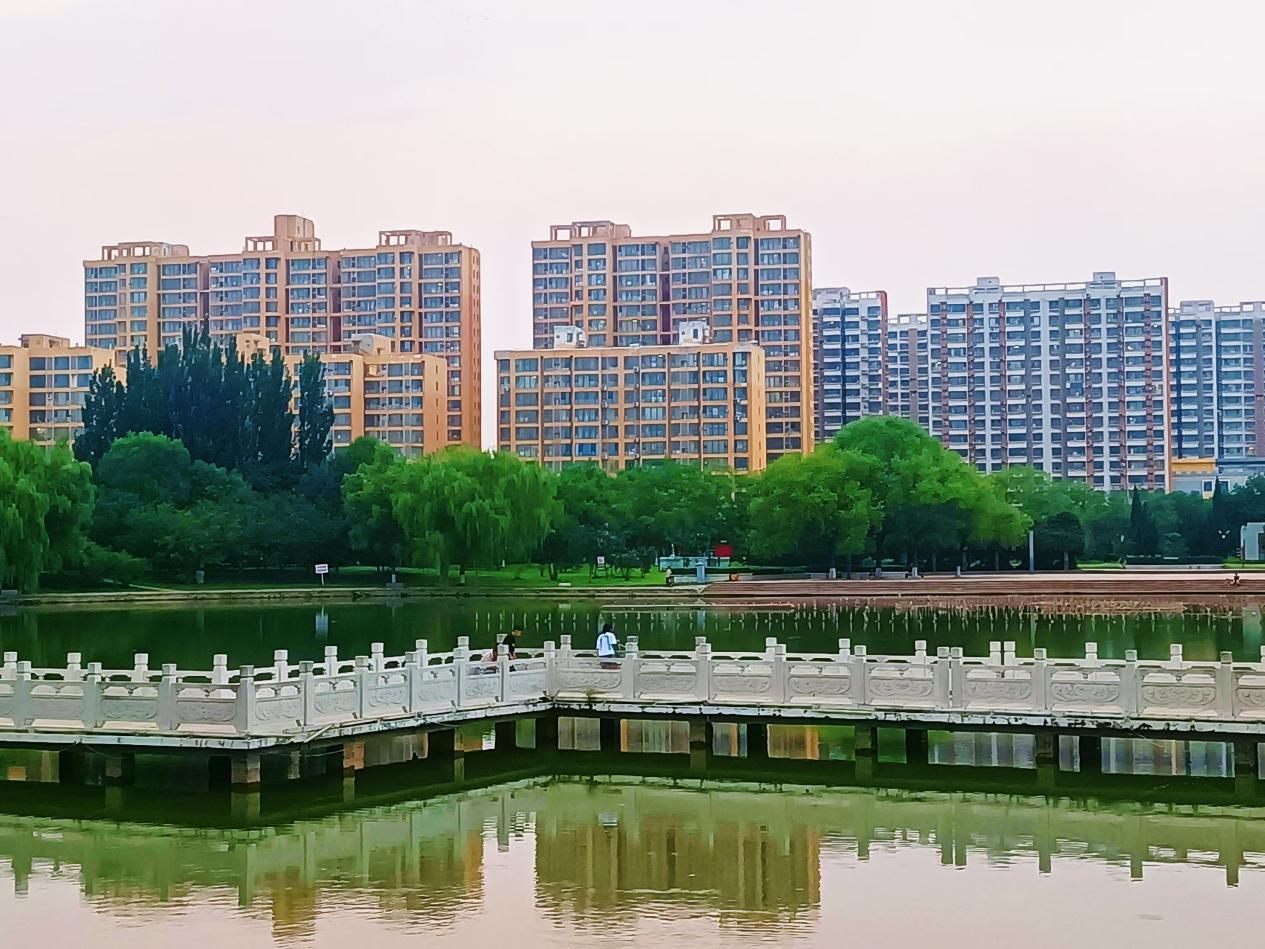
[811,287,888,443]
[531,213,811,458]
[0,334,114,446]
[1169,299,1265,460]
[84,214,481,447]
[236,332,448,458]
[885,313,931,429]
[924,272,1169,491]
[496,327,766,472]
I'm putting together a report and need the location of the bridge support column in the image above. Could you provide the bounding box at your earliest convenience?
[1234,739,1259,801]
[1078,736,1103,775]
[341,741,365,776]
[599,717,621,753]
[689,721,710,773]
[494,720,518,754]
[230,752,262,791]
[745,723,768,761]
[230,789,261,824]
[85,751,134,788]
[535,713,559,752]
[428,728,465,784]
[904,728,929,766]
[1035,732,1058,790]
[855,724,878,781]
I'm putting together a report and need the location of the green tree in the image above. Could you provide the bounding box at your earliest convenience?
[1127,487,1160,556]
[746,446,876,569]
[295,353,333,474]
[1034,510,1084,569]
[0,433,94,591]
[612,462,741,558]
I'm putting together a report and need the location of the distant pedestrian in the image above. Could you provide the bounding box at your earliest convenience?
[665,567,675,587]
[596,622,620,669]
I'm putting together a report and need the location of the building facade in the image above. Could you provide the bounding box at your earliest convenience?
[0,335,114,446]
[924,272,1169,491]
[84,214,480,447]
[1168,299,1265,461]
[531,213,811,459]
[811,287,888,443]
[495,331,766,472]
[237,332,447,458]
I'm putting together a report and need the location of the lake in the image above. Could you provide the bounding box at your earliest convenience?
[0,775,1260,948]
[1,596,1262,670]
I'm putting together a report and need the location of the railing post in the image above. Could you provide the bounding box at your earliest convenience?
[543,641,557,695]
[768,639,787,704]
[234,666,257,735]
[1031,648,1049,712]
[13,661,32,727]
[212,654,229,691]
[273,650,290,683]
[453,637,469,709]
[83,662,103,728]
[403,651,420,713]
[949,647,965,708]
[299,661,316,726]
[914,640,928,664]
[851,645,868,707]
[65,652,83,683]
[559,634,573,665]
[497,644,510,704]
[1,652,16,680]
[838,639,852,659]
[623,636,639,699]
[988,641,1001,665]
[415,639,429,668]
[158,663,178,730]
[355,656,371,719]
[132,653,150,684]
[371,642,385,673]
[323,646,339,677]
[1085,642,1100,665]
[1217,652,1235,719]
[1120,650,1140,715]
[1169,644,1184,669]
[1003,640,1017,670]
[695,639,712,702]
[935,647,951,704]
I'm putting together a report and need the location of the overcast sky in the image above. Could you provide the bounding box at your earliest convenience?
[1,0,1262,442]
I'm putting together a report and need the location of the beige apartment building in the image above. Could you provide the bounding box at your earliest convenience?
[84,213,481,447]
[530,213,811,458]
[0,334,114,446]
[237,333,447,457]
[496,329,767,472]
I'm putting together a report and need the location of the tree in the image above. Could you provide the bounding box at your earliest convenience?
[612,462,741,558]
[1127,487,1160,556]
[746,446,877,569]
[0,432,94,591]
[295,354,333,474]
[1034,510,1084,569]
[538,464,619,577]
[343,448,410,571]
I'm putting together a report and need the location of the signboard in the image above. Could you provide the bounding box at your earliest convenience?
[596,556,606,567]
[314,564,330,575]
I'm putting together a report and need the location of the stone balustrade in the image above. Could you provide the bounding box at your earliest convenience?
[3,635,1265,740]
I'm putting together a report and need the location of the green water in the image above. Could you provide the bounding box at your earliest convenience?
[0,597,1262,670]
[0,776,1260,948]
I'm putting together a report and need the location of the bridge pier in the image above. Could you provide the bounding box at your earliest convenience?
[494,720,518,755]
[1234,738,1259,801]
[855,724,877,781]
[1035,732,1058,790]
[689,721,710,773]
[428,728,465,784]
[230,752,261,791]
[745,722,768,760]
[599,717,621,753]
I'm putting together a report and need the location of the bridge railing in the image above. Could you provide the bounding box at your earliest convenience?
[3,638,1265,738]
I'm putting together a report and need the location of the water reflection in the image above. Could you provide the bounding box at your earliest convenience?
[3,777,1265,949]
[3,599,1265,670]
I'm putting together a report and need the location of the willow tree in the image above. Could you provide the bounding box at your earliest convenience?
[385,447,558,578]
[0,432,94,591]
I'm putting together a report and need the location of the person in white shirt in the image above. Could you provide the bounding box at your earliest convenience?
[596,623,620,669]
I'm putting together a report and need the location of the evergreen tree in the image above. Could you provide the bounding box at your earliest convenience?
[295,353,333,474]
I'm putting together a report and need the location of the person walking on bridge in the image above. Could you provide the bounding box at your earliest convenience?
[596,622,620,669]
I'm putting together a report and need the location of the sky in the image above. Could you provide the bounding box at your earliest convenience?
[1,0,1263,444]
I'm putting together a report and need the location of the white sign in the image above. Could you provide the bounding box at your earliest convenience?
[314,564,329,575]
[596,556,606,567]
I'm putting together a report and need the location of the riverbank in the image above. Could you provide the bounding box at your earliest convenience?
[13,568,1265,609]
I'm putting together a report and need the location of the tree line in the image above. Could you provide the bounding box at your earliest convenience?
[5,410,1265,592]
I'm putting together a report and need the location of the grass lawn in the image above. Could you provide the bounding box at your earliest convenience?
[1076,561,1126,570]
[40,564,679,594]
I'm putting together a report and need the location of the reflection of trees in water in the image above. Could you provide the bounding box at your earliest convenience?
[2,777,1265,939]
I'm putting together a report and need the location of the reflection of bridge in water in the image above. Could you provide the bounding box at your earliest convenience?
[1,776,1264,941]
